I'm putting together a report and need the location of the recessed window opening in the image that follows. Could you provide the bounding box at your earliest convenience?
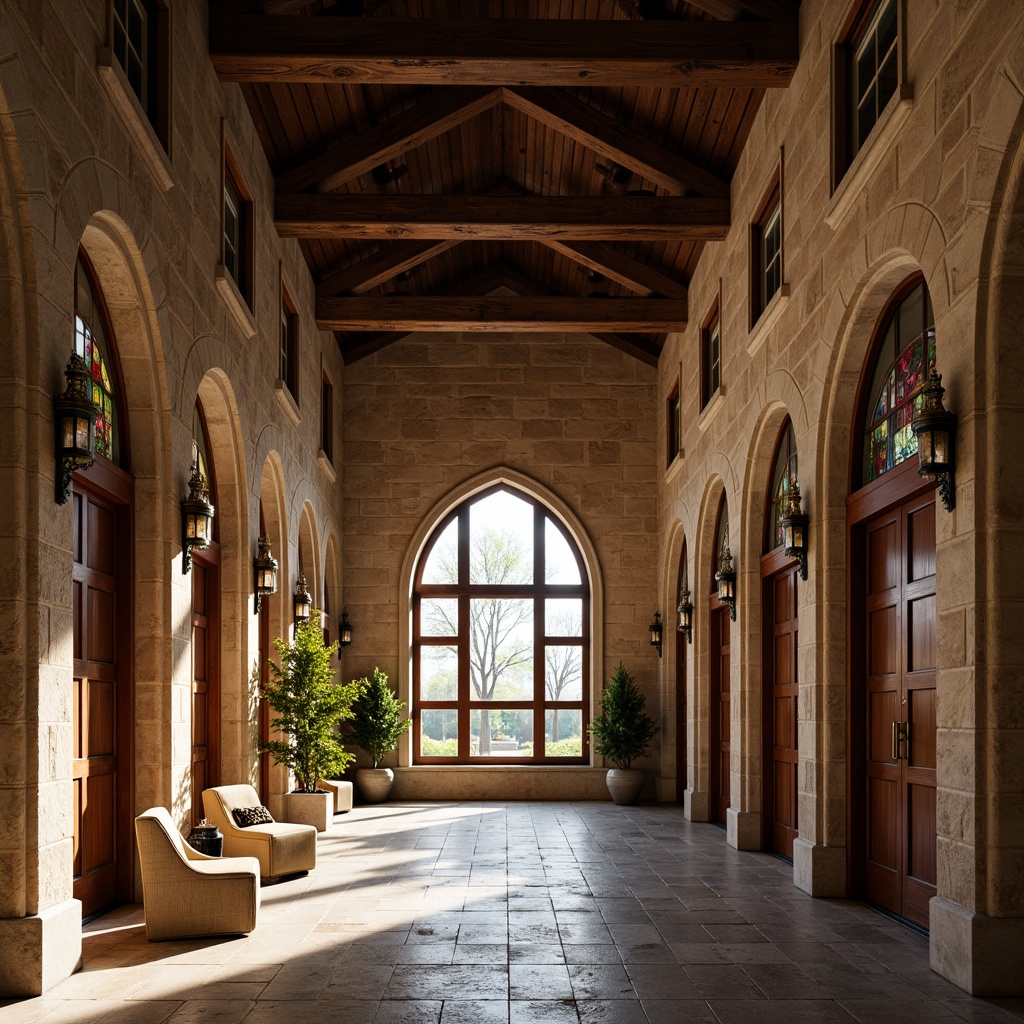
[765,420,797,552]
[413,486,590,765]
[853,0,898,155]
[701,304,721,411]
[667,383,681,465]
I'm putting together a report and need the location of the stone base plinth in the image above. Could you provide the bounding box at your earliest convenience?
[726,808,761,850]
[930,897,1024,996]
[0,899,82,997]
[684,788,709,822]
[793,838,846,897]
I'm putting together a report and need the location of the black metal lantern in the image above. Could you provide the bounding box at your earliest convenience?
[649,611,663,658]
[181,451,214,575]
[715,546,737,621]
[676,586,693,644]
[338,609,353,649]
[293,572,312,628]
[912,370,957,512]
[779,481,810,580]
[53,353,98,504]
[253,534,278,614]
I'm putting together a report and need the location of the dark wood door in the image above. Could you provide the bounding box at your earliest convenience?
[709,604,730,824]
[676,624,687,803]
[72,471,131,918]
[190,546,220,825]
[258,595,271,804]
[762,554,799,858]
[863,495,937,927]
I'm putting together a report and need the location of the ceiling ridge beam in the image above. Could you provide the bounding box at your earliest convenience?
[317,295,686,332]
[542,240,688,298]
[277,87,503,194]
[502,87,729,199]
[277,194,731,241]
[210,17,799,88]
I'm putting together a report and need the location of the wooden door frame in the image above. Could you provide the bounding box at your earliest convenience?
[190,541,221,823]
[72,458,135,911]
[760,545,799,855]
[675,620,687,803]
[846,456,934,900]
[708,594,730,825]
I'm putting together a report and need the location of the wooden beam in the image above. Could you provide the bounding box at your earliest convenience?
[209,17,799,88]
[503,87,729,198]
[543,240,689,298]
[316,240,458,297]
[590,333,662,365]
[277,194,731,240]
[683,0,799,21]
[317,295,686,331]
[277,88,502,194]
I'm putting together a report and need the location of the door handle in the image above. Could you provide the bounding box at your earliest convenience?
[891,720,909,761]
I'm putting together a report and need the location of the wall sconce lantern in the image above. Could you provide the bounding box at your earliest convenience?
[649,611,663,658]
[912,370,957,512]
[293,572,312,628]
[676,586,693,645]
[716,547,737,621]
[338,609,353,650]
[253,534,278,614]
[779,482,810,581]
[181,448,214,575]
[53,353,97,504]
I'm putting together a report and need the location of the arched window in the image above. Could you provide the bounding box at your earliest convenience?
[712,498,730,591]
[192,401,217,540]
[765,420,797,552]
[413,485,589,764]
[74,252,123,465]
[861,277,935,485]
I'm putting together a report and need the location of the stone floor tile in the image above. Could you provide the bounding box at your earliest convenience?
[373,999,443,1023]
[837,999,967,1023]
[561,944,623,965]
[567,964,635,1000]
[509,943,567,964]
[319,964,394,1000]
[641,999,719,1023]
[683,965,766,1000]
[385,964,508,1001]
[706,999,857,1024]
[438,999,511,1023]
[575,998,650,1023]
[163,998,256,1024]
[452,943,508,964]
[498,1000,578,1023]
[625,964,700,1000]
[615,942,676,964]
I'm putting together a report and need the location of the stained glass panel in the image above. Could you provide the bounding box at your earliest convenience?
[862,281,935,484]
[74,256,120,465]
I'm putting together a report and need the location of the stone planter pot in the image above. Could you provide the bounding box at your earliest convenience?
[356,767,395,803]
[282,790,332,832]
[606,768,645,805]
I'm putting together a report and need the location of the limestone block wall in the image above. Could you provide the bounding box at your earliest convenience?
[341,332,660,800]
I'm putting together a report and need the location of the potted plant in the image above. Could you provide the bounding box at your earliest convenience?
[348,667,411,803]
[260,612,362,830]
[589,662,657,805]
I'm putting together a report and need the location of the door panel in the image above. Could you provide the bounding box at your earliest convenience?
[861,495,937,928]
[72,485,122,918]
[762,560,798,857]
[191,550,220,825]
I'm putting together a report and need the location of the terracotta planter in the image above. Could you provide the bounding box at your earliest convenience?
[606,768,644,805]
[356,767,395,803]
[282,790,332,832]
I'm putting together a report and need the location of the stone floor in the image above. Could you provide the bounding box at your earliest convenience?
[4,801,1024,1024]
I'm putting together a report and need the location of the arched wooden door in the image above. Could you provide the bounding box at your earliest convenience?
[71,252,133,918]
[709,500,732,825]
[849,276,938,929]
[675,547,689,803]
[761,421,800,858]
[190,403,220,825]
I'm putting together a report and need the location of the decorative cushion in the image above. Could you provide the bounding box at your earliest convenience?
[232,805,274,828]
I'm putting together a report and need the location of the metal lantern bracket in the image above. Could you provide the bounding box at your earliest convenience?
[293,572,312,628]
[53,352,98,504]
[912,370,957,512]
[649,611,663,658]
[715,547,737,621]
[181,455,214,575]
[779,481,810,581]
[253,534,279,614]
[677,587,693,645]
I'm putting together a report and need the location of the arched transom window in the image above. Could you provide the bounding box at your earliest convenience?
[74,253,121,465]
[766,420,797,552]
[413,486,589,764]
[862,277,935,485]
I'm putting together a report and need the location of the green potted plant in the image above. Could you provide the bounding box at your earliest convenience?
[589,662,657,805]
[260,612,362,830]
[348,667,411,803]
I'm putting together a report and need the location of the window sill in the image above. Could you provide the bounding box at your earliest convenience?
[665,450,686,482]
[216,264,257,339]
[698,385,726,433]
[747,284,790,355]
[275,380,301,426]
[826,84,915,229]
[96,47,173,193]
[317,448,337,484]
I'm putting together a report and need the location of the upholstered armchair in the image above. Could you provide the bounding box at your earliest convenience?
[134,806,260,941]
[202,784,317,880]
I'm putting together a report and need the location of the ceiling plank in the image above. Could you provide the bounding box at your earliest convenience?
[543,241,689,299]
[503,87,729,198]
[317,295,686,331]
[316,240,459,297]
[276,194,731,240]
[683,0,799,20]
[277,87,503,194]
[210,17,799,88]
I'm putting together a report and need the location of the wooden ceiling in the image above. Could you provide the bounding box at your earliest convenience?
[210,0,800,364]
